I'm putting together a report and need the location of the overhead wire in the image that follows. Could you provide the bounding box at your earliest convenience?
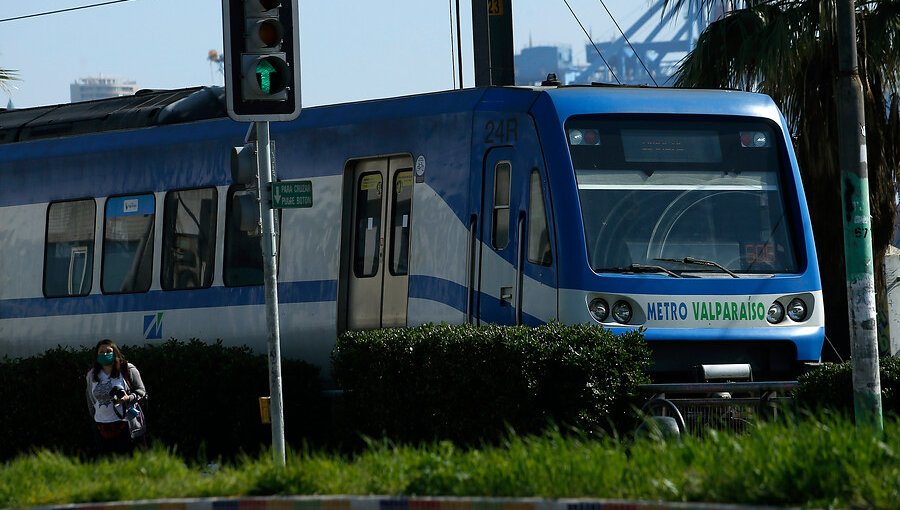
[562,0,621,85]
[449,0,458,89]
[0,0,134,23]
[596,0,659,86]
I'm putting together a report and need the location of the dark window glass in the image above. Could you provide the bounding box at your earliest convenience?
[161,188,217,290]
[44,199,96,297]
[568,116,798,274]
[102,194,155,294]
[353,172,383,278]
[389,170,413,275]
[527,170,552,265]
[492,161,511,249]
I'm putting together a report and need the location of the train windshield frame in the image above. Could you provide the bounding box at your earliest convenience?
[567,115,799,275]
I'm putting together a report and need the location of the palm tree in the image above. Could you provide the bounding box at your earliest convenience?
[664,0,900,360]
[0,67,18,100]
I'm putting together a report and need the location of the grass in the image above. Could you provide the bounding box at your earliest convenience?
[2,415,899,509]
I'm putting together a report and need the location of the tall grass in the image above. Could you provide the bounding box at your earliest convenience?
[2,415,898,509]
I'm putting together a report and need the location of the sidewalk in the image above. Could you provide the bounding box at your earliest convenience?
[30,495,800,510]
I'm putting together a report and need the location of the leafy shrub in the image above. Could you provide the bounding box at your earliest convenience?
[794,356,900,415]
[331,322,651,444]
[0,346,95,459]
[0,339,324,461]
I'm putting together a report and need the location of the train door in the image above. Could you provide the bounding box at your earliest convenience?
[478,148,521,324]
[345,156,414,330]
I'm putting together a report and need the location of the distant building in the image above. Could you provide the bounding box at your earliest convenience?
[515,45,577,86]
[515,0,717,87]
[514,42,681,87]
[70,76,138,103]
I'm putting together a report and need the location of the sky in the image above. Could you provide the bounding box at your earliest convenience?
[0,0,692,109]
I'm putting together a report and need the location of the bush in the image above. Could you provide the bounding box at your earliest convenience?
[0,346,95,459]
[794,356,900,415]
[331,322,651,444]
[0,339,325,462]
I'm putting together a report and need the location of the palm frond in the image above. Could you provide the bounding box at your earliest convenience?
[0,67,19,94]
[863,2,900,92]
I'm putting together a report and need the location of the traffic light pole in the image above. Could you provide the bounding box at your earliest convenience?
[836,0,882,432]
[257,120,287,464]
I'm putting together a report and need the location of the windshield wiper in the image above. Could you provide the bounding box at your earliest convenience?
[604,263,683,278]
[654,257,740,278]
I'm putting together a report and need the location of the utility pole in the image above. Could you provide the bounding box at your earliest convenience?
[472,0,515,87]
[256,120,286,463]
[836,0,883,432]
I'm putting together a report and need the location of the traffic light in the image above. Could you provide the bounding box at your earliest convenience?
[231,126,262,233]
[222,0,301,122]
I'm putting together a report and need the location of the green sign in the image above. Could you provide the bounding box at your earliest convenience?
[271,180,312,209]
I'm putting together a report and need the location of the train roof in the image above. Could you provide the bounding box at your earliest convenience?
[0,87,227,145]
[0,84,779,146]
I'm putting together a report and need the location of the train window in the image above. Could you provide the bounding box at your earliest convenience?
[492,161,511,249]
[389,170,413,275]
[101,194,155,294]
[353,172,383,278]
[569,116,799,274]
[527,170,552,266]
[161,188,217,290]
[44,199,96,297]
[224,185,281,286]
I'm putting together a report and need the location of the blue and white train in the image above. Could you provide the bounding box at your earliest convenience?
[0,84,824,380]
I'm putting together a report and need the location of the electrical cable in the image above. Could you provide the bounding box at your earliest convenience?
[596,0,659,86]
[0,0,134,23]
[562,0,620,85]
[449,0,458,89]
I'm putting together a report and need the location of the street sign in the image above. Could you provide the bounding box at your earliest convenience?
[271,180,312,208]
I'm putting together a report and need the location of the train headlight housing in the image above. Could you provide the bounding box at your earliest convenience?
[786,298,808,322]
[568,128,600,146]
[568,129,584,145]
[588,298,609,322]
[766,301,785,324]
[612,301,632,324]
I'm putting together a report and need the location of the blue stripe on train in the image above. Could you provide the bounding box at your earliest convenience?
[1,274,544,326]
[0,280,338,320]
[407,275,544,325]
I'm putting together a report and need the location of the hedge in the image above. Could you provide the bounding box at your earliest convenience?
[1,324,652,460]
[331,322,651,445]
[0,339,325,462]
[794,356,900,415]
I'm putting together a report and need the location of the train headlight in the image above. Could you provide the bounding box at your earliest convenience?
[786,298,808,322]
[568,129,600,146]
[588,298,609,322]
[740,131,770,147]
[612,301,632,324]
[766,301,785,324]
[568,129,584,145]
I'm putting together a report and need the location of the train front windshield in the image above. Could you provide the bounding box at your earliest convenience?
[569,116,799,274]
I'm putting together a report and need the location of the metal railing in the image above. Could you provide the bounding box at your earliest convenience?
[638,381,798,436]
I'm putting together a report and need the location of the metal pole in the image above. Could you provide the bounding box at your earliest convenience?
[455,0,463,89]
[471,0,491,87]
[256,120,287,463]
[835,0,883,432]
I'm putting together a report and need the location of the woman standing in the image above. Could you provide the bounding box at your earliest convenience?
[86,339,147,455]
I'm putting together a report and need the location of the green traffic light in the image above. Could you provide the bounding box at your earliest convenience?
[256,59,276,94]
